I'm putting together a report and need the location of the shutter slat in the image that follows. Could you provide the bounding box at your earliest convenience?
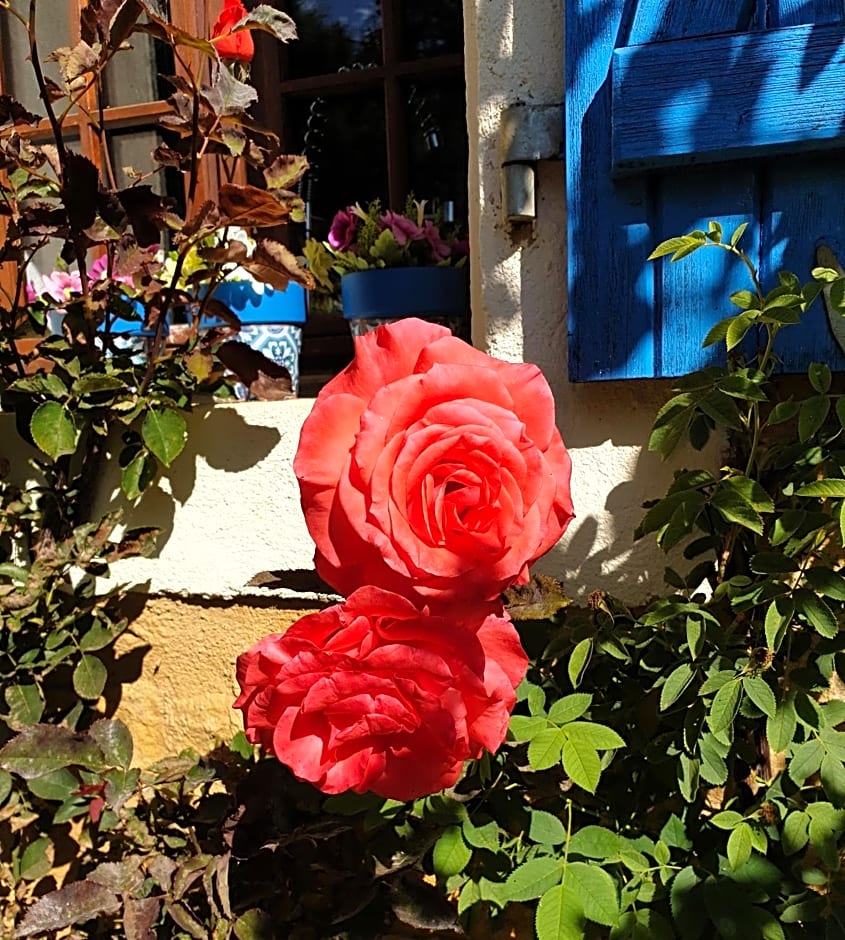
[613,24,845,174]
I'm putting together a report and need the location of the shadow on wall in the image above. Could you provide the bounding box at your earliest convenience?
[475,1,724,602]
[95,405,282,554]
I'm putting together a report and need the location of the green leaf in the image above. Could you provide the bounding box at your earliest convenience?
[660,814,692,851]
[678,754,700,803]
[4,684,45,729]
[796,479,845,497]
[561,737,601,794]
[821,752,845,806]
[565,861,619,927]
[798,395,830,442]
[710,810,744,830]
[729,222,749,246]
[508,715,550,741]
[727,822,753,870]
[703,316,733,348]
[0,769,11,807]
[27,767,78,802]
[89,719,132,769]
[141,408,187,467]
[789,738,824,785]
[767,696,797,752]
[548,693,592,725]
[568,638,592,689]
[765,597,794,652]
[432,826,471,879]
[710,488,763,534]
[121,450,156,499]
[535,884,584,940]
[0,725,105,779]
[30,401,78,459]
[699,390,743,429]
[78,623,115,652]
[726,313,754,351]
[505,858,563,902]
[781,811,809,855]
[567,826,621,859]
[461,817,499,852]
[565,721,625,751]
[809,362,832,394]
[749,551,798,575]
[528,729,565,771]
[794,588,838,639]
[742,676,777,719]
[804,567,845,600]
[649,235,704,260]
[708,679,741,734]
[661,663,694,711]
[19,835,54,881]
[73,655,107,700]
[767,399,799,425]
[729,289,756,310]
[529,809,567,845]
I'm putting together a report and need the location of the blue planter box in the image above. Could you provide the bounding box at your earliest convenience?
[210,280,307,325]
[340,267,468,321]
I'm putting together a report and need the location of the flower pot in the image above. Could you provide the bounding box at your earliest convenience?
[340,267,468,337]
[48,301,154,364]
[209,281,307,395]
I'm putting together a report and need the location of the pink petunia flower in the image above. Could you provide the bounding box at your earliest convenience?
[379,211,424,247]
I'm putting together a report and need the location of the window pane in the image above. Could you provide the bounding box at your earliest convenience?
[405,78,468,225]
[0,1,74,114]
[287,91,387,241]
[283,0,382,78]
[401,0,463,58]
[103,20,173,107]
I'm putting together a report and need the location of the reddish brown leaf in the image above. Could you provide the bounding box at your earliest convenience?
[123,897,160,940]
[243,238,315,291]
[0,95,41,129]
[14,881,120,936]
[219,183,298,228]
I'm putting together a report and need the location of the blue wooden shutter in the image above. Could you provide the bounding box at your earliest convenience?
[566,0,845,381]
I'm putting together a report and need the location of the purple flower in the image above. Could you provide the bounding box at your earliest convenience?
[422,220,451,262]
[327,209,358,251]
[379,211,424,247]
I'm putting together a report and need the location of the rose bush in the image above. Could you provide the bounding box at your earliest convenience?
[294,318,574,611]
[233,587,527,799]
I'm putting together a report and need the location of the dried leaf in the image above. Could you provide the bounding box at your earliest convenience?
[124,897,160,940]
[505,574,571,620]
[244,238,315,290]
[13,881,120,937]
[219,183,301,229]
[264,154,309,190]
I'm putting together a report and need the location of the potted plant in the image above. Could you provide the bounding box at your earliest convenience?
[304,198,468,336]
[202,228,308,395]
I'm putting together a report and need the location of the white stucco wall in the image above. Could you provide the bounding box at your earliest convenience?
[3,2,720,607]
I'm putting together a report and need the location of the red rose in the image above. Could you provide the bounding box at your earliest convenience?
[233,587,527,800]
[211,0,254,63]
[294,318,574,611]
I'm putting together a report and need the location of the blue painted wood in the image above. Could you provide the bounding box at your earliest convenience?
[567,0,845,381]
[613,24,845,174]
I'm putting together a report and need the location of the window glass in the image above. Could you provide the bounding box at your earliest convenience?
[400,0,463,58]
[283,0,382,78]
[103,25,173,107]
[0,0,74,114]
[404,78,468,221]
[287,91,387,240]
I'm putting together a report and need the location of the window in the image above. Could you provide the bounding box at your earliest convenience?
[0,1,227,299]
[251,0,468,389]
